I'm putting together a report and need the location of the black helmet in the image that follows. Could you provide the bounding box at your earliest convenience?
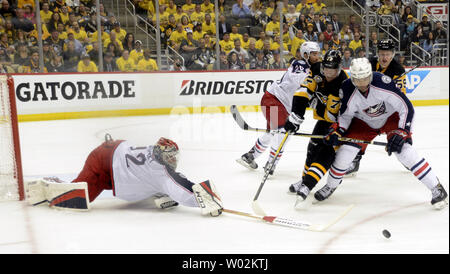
[377,39,395,51]
[322,49,342,69]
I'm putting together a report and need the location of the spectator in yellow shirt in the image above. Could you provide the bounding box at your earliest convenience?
[290,29,306,56]
[111,22,127,42]
[193,24,206,42]
[265,0,276,18]
[168,23,187,50]
[137,48,159,71]
[201,0,215,13]
[348,32,363,53]
[130,40,144,64]
[174,5,189,23]
[202,14,216,35]
[190,4,205,25]
[182,0,196,15]
[229,25,243,43]
[40,3,53,23]
[219,32,235,54]
[313,0,327,13]
[103,31,124,51]
[265,13,280,37]
[166,0,177,14]
[241,33,250,50]
[116,50,136,72]
[69,21,89,44]
[255,31,271,49]
[90,24,110,43]
[77,54,98,72]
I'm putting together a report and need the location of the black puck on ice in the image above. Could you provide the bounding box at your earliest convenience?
[382,229,391,239]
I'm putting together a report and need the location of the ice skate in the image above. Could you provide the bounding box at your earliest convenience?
[314,182,340,202]
[288,179,303,194]
[431,183,448,210]
[344,155,361,177]
[236,151,258,170]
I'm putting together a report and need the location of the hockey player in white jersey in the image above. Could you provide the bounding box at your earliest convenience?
[24,135,224,216]
[314,58,448,209]
[237,42,321,175]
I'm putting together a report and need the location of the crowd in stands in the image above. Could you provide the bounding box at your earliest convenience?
[0,0,447,73]
[0,0,158,73]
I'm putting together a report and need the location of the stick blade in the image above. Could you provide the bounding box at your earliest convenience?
[252,201,267,216]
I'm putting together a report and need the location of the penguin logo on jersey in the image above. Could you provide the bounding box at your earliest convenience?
[363,101,387,117]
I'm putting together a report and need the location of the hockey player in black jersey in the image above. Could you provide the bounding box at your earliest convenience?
[284,49,349,204]
[346,39,407,177]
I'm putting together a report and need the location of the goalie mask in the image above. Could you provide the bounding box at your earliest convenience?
[321,49,342,81]
[349,57,373,93]
[153,137,179,170]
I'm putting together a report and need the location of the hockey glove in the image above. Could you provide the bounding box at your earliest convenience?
[323,123,345,146]
[386,128,412,156]
[284,113,304,133]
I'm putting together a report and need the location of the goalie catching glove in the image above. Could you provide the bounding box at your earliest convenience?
[323,123,345,146]
[284,113,304,133]
[386,128,412,156]
[193,180,223,217]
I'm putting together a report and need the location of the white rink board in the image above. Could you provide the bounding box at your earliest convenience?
[12,67,449,116]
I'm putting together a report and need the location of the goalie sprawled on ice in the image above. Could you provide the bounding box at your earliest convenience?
[24,135,223,216]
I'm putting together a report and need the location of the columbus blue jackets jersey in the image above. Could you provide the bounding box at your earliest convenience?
[267,59,310,113]
[338,72,415,132]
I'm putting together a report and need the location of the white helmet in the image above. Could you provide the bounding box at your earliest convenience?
[300,41,320,62]
[349,57,373,86]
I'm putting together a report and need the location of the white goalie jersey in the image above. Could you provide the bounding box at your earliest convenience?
[112,141,197,206]
[267,59,310,113]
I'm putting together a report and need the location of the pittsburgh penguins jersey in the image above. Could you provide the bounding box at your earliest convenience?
[338,72,414,132]
[112,141,197,206]
[370,57,406,94]
[267,59,311,113]
[292,62,349,123]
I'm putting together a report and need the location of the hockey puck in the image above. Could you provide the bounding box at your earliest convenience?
[382,229,391,239]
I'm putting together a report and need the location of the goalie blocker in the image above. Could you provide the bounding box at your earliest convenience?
[24,136,223,216]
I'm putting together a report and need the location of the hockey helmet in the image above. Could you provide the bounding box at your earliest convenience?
[153,137,179,170]
[300,41,321,64]
[377,39,395,51]
[321,49,342,80]
[349,57,373,91]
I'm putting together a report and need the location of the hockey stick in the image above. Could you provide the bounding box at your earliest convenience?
[223,204,354,232]
[230,105,387,146]
[397,53,436,79]
[252,131,290,216]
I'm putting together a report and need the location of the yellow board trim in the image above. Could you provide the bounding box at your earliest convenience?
[17,100,448,122]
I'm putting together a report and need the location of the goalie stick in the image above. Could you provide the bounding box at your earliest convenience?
[223,204,354,232]
[229,105,387,146]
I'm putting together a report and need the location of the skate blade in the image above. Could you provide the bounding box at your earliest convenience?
[433,197,449,210]
[236,158,257,170]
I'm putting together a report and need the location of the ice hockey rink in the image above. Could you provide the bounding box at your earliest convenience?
[1,105,448,254]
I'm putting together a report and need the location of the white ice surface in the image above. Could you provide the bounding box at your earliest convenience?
[1,106,448,254]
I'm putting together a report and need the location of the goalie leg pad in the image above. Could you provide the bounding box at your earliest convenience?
[24,179,48,206]
[192,180,223,217]
[48,182,90,211]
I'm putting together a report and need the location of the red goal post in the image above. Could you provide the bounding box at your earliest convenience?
[0,75,24,201]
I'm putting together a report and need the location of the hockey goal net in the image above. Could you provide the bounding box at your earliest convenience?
[0,75,24,201]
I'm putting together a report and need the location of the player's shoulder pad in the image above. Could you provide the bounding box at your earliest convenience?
[389,58,406,74]
[372,72,398,90]
[340,78,355,98]
[290,59,309,73]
